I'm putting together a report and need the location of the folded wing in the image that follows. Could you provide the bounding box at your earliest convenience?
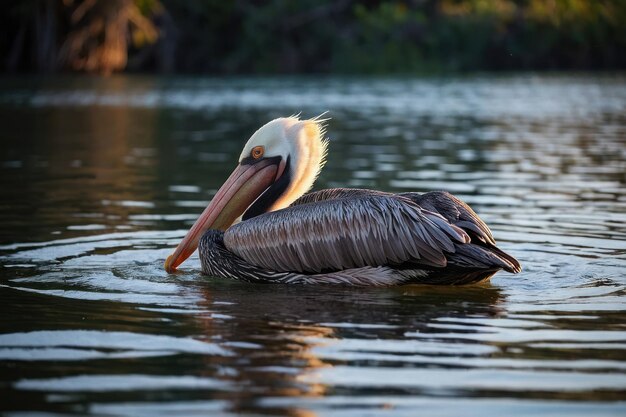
[224,194,469,273]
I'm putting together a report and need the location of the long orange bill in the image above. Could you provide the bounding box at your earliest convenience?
[164,159,279,273]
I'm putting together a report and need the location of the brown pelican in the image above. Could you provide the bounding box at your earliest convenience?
[164,116,521,286]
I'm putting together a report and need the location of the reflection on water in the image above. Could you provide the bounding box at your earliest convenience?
[0,75,625,416]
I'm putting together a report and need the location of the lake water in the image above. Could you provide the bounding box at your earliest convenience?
[0,74,625,416]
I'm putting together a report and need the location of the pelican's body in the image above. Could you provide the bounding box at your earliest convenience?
[165,116,520,286]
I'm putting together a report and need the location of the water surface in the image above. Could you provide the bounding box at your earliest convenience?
[1,74,625,416]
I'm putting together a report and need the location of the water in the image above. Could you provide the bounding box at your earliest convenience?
[0,74,625,416]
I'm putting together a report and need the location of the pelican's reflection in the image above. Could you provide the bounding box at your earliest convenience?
[191,281,505,416]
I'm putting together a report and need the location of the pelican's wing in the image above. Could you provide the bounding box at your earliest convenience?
[223,194,470,274]
[399,191,496,245]
[296,189,495,245]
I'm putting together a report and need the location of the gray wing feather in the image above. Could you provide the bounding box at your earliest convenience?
[299,189,492,244]
[399,191,496,245]
[224,195,469,274]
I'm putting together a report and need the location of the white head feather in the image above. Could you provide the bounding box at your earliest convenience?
[239,115,329,211]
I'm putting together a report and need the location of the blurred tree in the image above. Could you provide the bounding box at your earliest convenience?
[4,0,161,74]
[58,0,159,74]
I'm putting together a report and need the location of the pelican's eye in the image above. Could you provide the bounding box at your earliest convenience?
[251,146,265,159]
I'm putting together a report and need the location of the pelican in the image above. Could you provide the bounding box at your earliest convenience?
[164,116,521,286]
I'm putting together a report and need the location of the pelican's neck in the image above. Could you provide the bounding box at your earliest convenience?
[269,119,328,211]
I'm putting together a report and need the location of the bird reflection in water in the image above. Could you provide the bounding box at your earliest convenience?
[192,282,504,415]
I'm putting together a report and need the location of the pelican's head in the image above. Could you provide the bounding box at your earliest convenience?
[165,115,328,272]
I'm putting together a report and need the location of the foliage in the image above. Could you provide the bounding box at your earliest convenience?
[2,0,625,74]
[3,0,160,74]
